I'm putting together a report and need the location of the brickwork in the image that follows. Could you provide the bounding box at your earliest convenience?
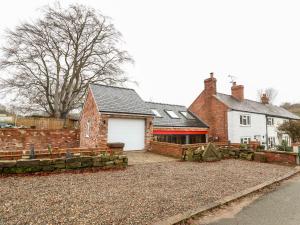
[149,141,207,158]
[80,87,153,150]
[255,151,298,165]
[0,129,79,151]
[80,88,104,149]
[231,82,244,101]
[189,74,229,142]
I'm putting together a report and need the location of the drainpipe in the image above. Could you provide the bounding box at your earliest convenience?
[265,115,268,150]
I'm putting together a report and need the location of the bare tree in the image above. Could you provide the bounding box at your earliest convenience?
[0,3,132,118]
[257,88,278,104]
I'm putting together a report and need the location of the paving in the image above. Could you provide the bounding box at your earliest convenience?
[125,151,177,165]
[201,174,300,225]
[0,160,294,225]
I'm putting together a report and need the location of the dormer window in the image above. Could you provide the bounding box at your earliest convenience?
[180,111,194,119]
[166,110,179,119]
[151,109,161,117]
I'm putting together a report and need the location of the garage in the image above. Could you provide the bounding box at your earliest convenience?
[108,118,145,151]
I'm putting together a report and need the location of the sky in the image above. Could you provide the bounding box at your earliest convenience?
[0,0,299,107]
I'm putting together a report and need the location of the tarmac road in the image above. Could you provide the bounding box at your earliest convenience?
[202,175,300,225]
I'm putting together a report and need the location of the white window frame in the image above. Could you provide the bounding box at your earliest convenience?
[151,109,162,117]
[267,117,274,126]
[180,111,194,119]
[268,136,276,148]
[166,110,179,119]
[240,137,251,144]
[86,121,91,138]
[240,114,251,126]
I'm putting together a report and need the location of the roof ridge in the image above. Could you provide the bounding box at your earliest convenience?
[216,92,279,107]
[145,101,186,108]
[90,83,135,91]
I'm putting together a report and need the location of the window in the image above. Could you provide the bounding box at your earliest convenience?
[86,121,91,138]
[180,111,194,119]
[268,137,276,148]
[151,109,162,117]
[240,137,251,144]
[240,115,251,126]
[166,110,179,119]
[267,117,274,126]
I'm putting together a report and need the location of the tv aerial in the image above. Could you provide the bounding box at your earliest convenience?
[228,75,237,84]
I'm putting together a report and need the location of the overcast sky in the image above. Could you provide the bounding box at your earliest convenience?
[0,0,299,107]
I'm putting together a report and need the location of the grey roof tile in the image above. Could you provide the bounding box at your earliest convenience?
[216,93,300,120]
[90,84,153,116]
[145,102,208,128]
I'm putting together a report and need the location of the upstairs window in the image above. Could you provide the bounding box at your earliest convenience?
[240,115,251,126]
[180,111,194,119]
[166,110,179,119]
[267,117,274,126]
[151,109,162,117]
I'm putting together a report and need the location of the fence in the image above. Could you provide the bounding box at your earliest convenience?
[14,117,78,129]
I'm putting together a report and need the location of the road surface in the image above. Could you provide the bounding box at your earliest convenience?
[197,174,300,225]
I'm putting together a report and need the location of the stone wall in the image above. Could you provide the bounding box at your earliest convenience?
[0,129,79,151]
[0,154,128,174]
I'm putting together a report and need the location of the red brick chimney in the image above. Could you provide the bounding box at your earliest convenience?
[204,72,217,96]
[261,93,269,104]
[231,82,244,101]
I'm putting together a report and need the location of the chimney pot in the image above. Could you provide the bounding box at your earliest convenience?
[231,83,244,101]
[261,93,269,104]
[204,73,217,96]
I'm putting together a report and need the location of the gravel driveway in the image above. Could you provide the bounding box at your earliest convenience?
[0,160,294,225]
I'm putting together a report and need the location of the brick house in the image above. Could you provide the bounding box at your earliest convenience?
[80,84,209,151]
[80,84,154,151]
[189,73,300,148]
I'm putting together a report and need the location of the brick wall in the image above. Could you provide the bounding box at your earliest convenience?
[189,74,229,142]
[0,129,79,151]
[149,141,207,158]
[80,88,106,149]
[255,151,298,165]
[80,87,153,150]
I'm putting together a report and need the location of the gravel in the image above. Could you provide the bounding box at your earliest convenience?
[0,160,294,225]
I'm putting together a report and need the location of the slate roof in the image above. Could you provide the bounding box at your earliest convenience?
[145,102,209,128]
[216,93,300,120]
[90,84,153,116]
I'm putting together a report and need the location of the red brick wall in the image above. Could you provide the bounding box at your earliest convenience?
[80,88,153,150]
[80,88,106,149]
[255,151,298,165]
[149,141,184,158]
[149,141,207,158]
[0,129,79,151]
[189,87,229,142]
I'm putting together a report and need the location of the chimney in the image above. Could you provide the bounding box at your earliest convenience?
[204,72,217,96]
[261,93,269,104]
[231,82,244,101]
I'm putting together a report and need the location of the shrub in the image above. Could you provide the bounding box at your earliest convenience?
[276,140,293,152]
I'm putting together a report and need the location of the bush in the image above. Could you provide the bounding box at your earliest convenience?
[276,140,293,152]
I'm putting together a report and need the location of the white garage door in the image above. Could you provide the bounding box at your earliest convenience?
[108,118,145,151]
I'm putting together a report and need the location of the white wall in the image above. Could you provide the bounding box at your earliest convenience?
[228,110,266,144]
[267,117,290,146]
[228,110,291,148]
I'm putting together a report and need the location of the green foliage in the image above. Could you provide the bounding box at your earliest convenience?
[278,120,300,143]
[276,140,293,152]
[240,144,248,150]
[257,145,265,150]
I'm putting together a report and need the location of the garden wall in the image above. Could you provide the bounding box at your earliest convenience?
[254,151,298,165]
[0,129,79,151]
[149,141,207,158]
